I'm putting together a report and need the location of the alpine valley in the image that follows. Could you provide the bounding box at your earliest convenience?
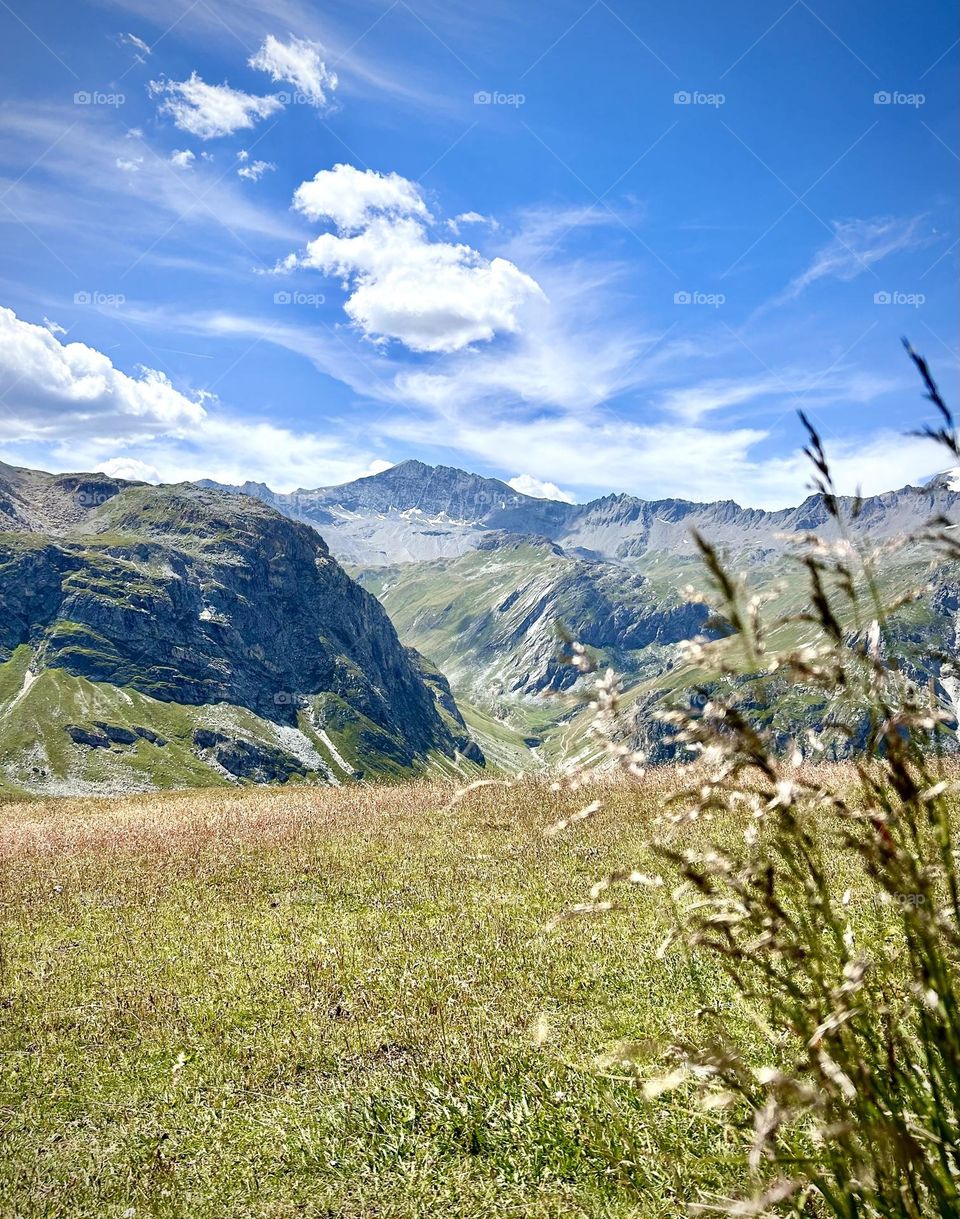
[1,455,958,796]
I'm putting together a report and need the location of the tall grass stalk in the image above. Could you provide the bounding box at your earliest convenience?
[557,346,960,1216]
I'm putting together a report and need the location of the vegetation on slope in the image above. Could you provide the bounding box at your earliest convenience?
[0,768,941,1219]
[0,474,483,796]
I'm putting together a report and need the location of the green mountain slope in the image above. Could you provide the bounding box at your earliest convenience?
[0,463,483,797]
[357,534,960,770]
[355,534,709,765]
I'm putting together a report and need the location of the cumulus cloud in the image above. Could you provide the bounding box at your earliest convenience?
[285,163,544,354]
[293,164,429,231]
[116,156,143,172]
[0,307,393,494]
[249,34,337,108]
[99,457,162,483]
[0,306,207,442]
[237,159,275,181]
[149,73,283,140]
[508,474,576,503]
[169,149,195,169]
[365,459,394,475]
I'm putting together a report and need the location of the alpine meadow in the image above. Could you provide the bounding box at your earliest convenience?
[0,2,958,1217]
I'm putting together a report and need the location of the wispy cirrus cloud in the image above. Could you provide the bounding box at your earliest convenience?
[0,107,299,251]
[775,215,929,303]
[117,31,151,60]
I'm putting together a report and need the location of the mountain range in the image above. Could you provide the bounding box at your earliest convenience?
[199,459,957,566]
[203,460,960,768]
[0,456,957,796]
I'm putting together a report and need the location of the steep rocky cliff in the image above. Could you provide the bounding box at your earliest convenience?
[0,461,482,796]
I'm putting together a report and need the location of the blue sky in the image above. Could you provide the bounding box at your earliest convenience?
[0,0,956,506]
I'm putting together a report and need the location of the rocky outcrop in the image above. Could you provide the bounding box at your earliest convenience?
[0,465,484,786]
[192,729,308,783]
[358,534,711,706]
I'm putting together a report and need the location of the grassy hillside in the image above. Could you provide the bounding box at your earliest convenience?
[358,541,960,772]
[0,645,479,797]
[0,769,941,1218]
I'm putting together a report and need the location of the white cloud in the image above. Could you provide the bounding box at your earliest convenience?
[779,216,927,302]
[249,33,337,108]
[654,370,892,425]
[286,164,544,354]
[0,109,298,251]
[508,474,576,503]
[383,409,944,509]
[42,317,66,335]
[292,164,429,231]
[169,148,195,169]
[118,31,151,58]
[41,419,381,496]
[116,156,143,172]
[149,73,284,140]
[0,306,207,441]
[365,459,394,475]
[238,159,275,181]
[447,211,498,235]
[0,306,388,495]
[99,457,162,483]
[99,0,453,114]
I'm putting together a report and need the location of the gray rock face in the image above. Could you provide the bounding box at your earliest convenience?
[357,533,712,710]
[201,461,960,567]
[192,728,308,783]
[65,723,167,749]
[0,463,482,777]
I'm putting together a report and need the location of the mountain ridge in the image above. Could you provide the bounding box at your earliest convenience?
[198,460,959,567]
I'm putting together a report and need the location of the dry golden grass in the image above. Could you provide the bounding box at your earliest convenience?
[0,766,936,1218]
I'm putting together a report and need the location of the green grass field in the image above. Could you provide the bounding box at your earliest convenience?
[0,772,923,1217]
